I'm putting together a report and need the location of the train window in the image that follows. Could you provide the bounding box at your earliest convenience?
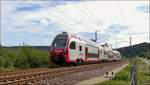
[79,46,82,51]
[70,41,76,49]
[52,39,67,48]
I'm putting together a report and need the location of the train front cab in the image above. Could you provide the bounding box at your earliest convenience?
[50,33,69,65]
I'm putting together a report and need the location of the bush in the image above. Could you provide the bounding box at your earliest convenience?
[114,70,129,81]
[112,65,130,82]
[0,48,15,69]
[97,64,130,85]
[0,46,49,69]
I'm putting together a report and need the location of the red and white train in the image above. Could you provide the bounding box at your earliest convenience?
[50,32,121,65]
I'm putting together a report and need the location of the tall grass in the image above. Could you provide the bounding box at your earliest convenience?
[0,46,50,70]
[96,64,130,85]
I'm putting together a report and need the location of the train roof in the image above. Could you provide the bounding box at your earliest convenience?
[58,32,108,48]
[113,50,121,54]
[64,32,99,48]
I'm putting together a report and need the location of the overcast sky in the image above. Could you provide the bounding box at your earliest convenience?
[1,0,149,48]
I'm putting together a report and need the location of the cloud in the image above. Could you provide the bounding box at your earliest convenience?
[136,5,150,13]
[77,32,94,40]
[1,1,69,46]
[1,1,149,47]
[123,32,148,35]
[16,3,42,12]
[78,31,111,44]
[105,24,128,33]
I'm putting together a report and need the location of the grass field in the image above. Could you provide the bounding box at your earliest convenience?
[96,59,150,85]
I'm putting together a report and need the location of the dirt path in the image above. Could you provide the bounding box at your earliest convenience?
[75,63,128,85]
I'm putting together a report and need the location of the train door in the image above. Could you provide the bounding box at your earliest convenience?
[104,50,108,61]
[69,41,76,60]
[100,48,104,61]
[78,45,84,59]
[85,47,88,61]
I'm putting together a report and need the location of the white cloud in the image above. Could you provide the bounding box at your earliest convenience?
[1,1,149,47]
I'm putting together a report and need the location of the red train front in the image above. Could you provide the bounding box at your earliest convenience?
[50,32,103,65]
[50,32,69,65]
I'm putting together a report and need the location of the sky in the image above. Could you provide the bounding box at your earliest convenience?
[1,0,150,48]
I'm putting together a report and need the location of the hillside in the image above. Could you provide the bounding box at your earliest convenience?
[117,42,150,58]
[3,46,50,51]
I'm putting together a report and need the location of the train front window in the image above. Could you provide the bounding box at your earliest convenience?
[52,39,67,48]
[52,34,68,48]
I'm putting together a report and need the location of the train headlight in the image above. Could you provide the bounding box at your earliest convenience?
[54,50,62,52]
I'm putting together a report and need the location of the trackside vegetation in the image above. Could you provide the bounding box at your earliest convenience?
[0,46,50,70]
[96,59,149,85]
[96,64,130,85]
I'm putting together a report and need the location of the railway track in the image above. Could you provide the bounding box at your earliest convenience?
[0,61,125,85]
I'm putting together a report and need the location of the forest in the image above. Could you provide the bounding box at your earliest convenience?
[117,42,150,59]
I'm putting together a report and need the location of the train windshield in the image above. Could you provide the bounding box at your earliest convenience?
[51,34,68,48]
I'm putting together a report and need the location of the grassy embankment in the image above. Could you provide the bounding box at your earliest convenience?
[0,46,50,71]
[96,59,150,85]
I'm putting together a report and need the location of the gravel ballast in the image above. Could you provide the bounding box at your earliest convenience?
[33,63,125,85]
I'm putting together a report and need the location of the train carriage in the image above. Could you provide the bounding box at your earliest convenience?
[113,50,121,61]
[68,36,86,63]
[98,45,105,62]
[50,32,121,65]
[84,40,100,62]
[107,49,115,61]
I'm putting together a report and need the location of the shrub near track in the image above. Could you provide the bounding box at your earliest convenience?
[0,46,49,70]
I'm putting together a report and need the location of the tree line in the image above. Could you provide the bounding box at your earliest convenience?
[117,42,150,59]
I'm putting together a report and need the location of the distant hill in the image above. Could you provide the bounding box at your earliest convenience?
[117,42,150,58]
[2,46,50,51]
[30,46,50,51]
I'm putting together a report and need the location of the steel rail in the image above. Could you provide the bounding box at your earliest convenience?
[0,60,125,85]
